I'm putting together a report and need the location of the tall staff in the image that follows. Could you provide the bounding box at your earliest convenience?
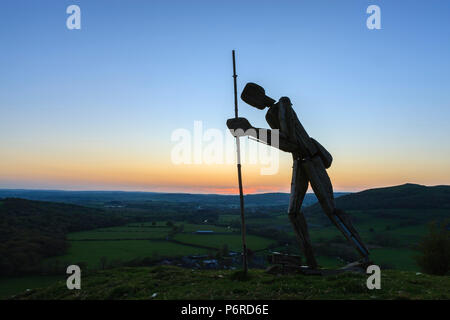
[232,50,248,274]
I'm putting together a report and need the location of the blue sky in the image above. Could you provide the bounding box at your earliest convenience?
[0,0,449,192]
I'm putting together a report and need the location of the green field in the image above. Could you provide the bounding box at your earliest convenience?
[127,222,170,227]
[45,240,210,269]
[68,227,171,240]
[178,223,236,233]
[174,233,276,251]
[218,214,238,223]
[370,248,419,271]
[61,215,426,272]
[114,209,435,273]
[44,222,276,270]
[6,205,444,299]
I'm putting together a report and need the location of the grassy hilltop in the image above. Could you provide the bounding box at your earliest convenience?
[13,265,450,300]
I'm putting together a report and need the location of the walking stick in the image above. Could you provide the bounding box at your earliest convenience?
[231,50,248,274]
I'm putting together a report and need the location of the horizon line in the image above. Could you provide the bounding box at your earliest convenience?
[0,182,447,196]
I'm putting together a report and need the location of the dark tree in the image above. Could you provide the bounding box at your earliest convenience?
[415,221,450,275]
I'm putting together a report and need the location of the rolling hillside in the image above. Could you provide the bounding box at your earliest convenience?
[1,184,449,299]
[304,183,450,228]
[306,184,450,213]
[0,198,126,276]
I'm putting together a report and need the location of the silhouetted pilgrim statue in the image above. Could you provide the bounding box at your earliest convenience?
[227,83,370,269]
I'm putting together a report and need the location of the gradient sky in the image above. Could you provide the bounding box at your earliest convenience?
[1,0,449,194]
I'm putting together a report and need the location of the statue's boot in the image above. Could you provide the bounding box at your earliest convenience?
[289,210,318,269]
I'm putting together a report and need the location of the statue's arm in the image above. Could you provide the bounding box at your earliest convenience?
[226,118,298,153]
[251,128,299,153]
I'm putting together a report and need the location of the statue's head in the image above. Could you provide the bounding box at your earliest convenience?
[241,83,276,110]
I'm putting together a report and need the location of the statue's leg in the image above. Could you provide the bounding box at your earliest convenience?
[302,156,370,259]
[288,159,318,269]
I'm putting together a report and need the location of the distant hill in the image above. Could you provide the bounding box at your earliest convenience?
[0,198,125,276]
[0,189,348,208]
[305,184,450,214]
